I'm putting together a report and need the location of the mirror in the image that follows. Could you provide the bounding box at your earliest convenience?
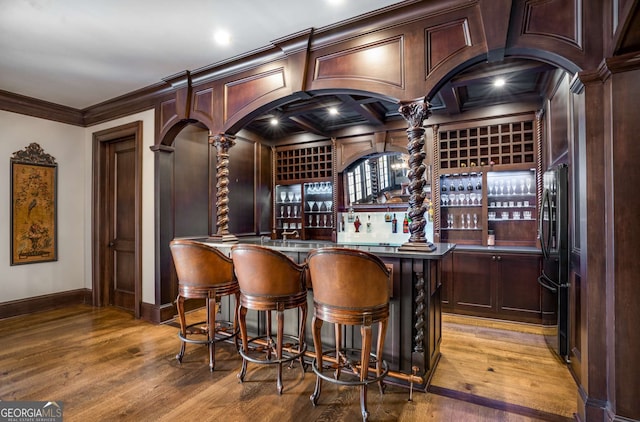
[343,152,411,205]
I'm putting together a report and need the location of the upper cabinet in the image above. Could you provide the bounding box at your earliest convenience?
[273,140,335,241]
[434,114,541,247]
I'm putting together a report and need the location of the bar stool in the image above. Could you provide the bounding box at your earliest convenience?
[231,244,308,394]
[169,239,240,371]
[307,247,390,422]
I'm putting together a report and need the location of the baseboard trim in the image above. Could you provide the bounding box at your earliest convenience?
[0,289,92,320]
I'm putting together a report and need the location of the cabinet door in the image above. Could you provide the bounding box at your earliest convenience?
[496,253,542,323]
[452,252,496,317]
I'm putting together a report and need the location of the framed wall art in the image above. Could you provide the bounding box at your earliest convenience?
[10,143,58,265]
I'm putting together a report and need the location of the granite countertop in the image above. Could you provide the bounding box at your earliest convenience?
[201,237,456,259]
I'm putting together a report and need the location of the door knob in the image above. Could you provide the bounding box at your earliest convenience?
[108,242,114,247]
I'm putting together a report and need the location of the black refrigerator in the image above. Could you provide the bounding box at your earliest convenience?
[538,164,569,362]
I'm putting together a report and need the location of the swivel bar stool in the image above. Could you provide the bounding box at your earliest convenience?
[231,244,308,395]
[169,239,240,371]
[307,247,390,422]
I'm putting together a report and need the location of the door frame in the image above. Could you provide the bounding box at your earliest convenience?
[92,121,143,318]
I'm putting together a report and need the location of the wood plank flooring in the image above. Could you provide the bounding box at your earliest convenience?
[0,305,576,421]
[432,314,576,421]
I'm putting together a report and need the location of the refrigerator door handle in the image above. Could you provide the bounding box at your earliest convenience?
[538,189,552,260]
[538,272,558,292]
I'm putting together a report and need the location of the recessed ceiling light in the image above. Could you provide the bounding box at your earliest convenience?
[494,78,506,87]
[328,107,339,115]
[214,30,231,46]
[270,118,279,126]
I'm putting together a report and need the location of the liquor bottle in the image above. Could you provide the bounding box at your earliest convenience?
[402,213,409,233]
[392,213,397,233]
[384,207,391,222]
[354,216,361,232]
[340,215,345,232]
[366,215,372,233]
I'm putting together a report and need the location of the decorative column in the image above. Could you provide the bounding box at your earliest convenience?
[208,133,237,242]
[398,98,435,252]
[368,158,379,202]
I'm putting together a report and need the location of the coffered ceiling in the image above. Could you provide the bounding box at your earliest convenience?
[244,58,558,142]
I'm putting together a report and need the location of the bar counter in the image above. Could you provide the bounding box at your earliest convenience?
[201,237,455,391]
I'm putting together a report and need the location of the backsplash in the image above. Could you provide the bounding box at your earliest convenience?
[336,211,433,245]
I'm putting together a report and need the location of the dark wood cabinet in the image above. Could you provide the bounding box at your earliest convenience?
[496,254,543,323]
[452,251,495,315]
[446,250,543,324]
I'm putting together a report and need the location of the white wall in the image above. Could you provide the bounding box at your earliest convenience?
[0,110,86,301]
[0,109,156,306]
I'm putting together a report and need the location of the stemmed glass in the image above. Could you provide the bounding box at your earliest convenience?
[308,215,313,227]
[308,201,316,212]
[280,191,286,203]
[293,206,298,218]
[526,178,532,194]
[466,213,471,229]
[469,193,476,205]
[473,213,478,229]
[447,214,453,228]
[280,206,284,218]
[286,206,291,218]
[499,180,505,195]
[325,201,332,212]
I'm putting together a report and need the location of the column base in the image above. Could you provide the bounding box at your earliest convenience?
[206,233,238,243]
[398,241,436,252]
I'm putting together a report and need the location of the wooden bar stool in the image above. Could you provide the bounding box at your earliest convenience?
[307,247,390,422]
[231,244,308,394]
[169,239,240,371]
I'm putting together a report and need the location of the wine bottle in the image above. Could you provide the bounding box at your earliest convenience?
[403,213,409,233]
[392,213,397,233]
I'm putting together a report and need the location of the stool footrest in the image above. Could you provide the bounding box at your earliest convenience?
[178,320,239,345]
[311,348,389,387]
[239,334,306,365]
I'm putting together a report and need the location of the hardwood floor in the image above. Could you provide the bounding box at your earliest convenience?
[0,305,576,421]
[432,314,576,421]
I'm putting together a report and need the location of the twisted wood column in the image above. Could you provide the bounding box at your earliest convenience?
[398,98,435,251]
[413,271,426,353]
[208,133,237,242]
[432,125,440,242]
[369,158,379,202]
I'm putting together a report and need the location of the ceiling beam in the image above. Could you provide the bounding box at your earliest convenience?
[336,94,385,125]
[287,115,327,137]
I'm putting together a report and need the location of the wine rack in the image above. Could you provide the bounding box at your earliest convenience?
[438,120,535,170]
[275,141,332,183]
